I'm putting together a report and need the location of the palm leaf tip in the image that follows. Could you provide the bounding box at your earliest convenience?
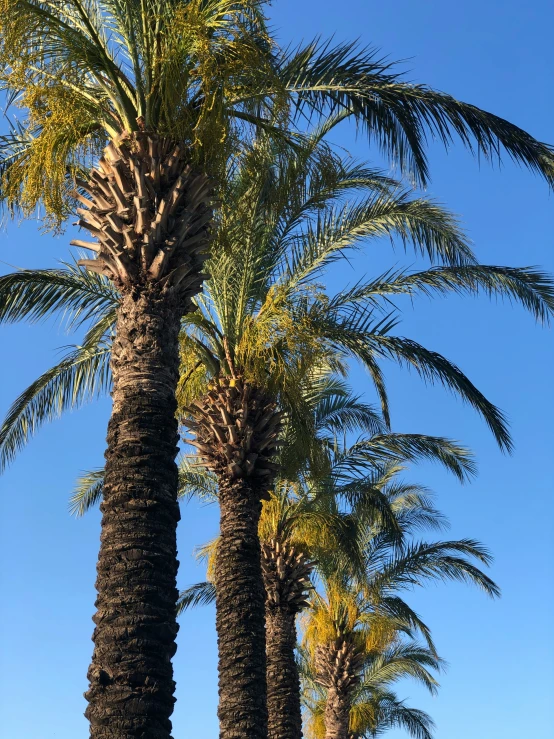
[176,581,216,615]
[373,337,513,453]
[69,468,104,516]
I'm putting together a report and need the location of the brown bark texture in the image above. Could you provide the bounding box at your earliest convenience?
[262,538,314,739]
[183,377,283,739]
[215,477,268,739]
[85,287,183,739]
[323,687,351,739]
[265,608,303,739]
[72,132,212,299]
[182,375,282,482]
[315,639,365,739]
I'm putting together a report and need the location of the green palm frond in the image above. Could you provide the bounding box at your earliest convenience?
[308,296,511,450]
[177,456,219,504]
[386,484,448,533]
[368,539,500,599]
[369,336,512,452]
[331,434,476,484]
[343,264,554,324]
[276,38,554,186]
[370,596,436,656]
[277,194,476,299]
[0,262,118,329]
[0,340,111,471]
[177,581,216,616]
[351,692,435,739]
[310,376,386,438]
[69,468,104,516]
[360,643,442,695]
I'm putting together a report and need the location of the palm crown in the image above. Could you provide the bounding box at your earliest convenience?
[299,471,499,739]
[1,128,553,471]
[1,0,553,227]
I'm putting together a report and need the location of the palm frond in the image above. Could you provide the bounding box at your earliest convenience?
[69,467,104,516]
[349,264,554,324]
[369,336,512,452]
[331,434,475,484]
[354,434,476,483]
[276,38,554,186]
[370,596,436,656]
[0,340,111,471]
[369,539,500,599]
[0,262,118,329]
[176,581,216,615]
[353,693,434,739]
[177,455,219,504]
[361,643,441,696]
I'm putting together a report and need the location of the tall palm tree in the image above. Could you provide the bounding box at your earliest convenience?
[177,370,474,739]
[178,445,497,739]
[1,120,553,736]
[2,0,554,731]
[254,375,470,739]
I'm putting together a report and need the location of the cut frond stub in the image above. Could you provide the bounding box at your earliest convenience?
[72,133,213,305]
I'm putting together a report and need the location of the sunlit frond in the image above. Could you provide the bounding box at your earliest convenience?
[0,262,118,329]
[177,455,219,504]
[0,340,111,471]
[69,468,104,516]
[368,539,500,599]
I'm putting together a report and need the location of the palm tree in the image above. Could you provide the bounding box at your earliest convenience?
[253,378,471,739]
[301,525,498,739]
[3,0,554,731]
[175,369,476,739]
[75,371,466,739]
[301,642,438,739]
[1,118,553,736]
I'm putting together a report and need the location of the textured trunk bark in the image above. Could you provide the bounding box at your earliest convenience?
[216,477,268,739]
[324,687,350,739]
[85,286,182,739]
[266,607,303,739]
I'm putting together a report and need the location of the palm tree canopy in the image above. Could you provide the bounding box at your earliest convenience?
[300,476,499,739]
[302,643,437,739]
[169,377,477,616]
[1,131,553,469]
[1,0,553,224]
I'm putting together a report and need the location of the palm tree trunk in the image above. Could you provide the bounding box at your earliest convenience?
[85,286,182,739]
[266,607,303,739]
[324,687,350,739]
[216,476,268,739]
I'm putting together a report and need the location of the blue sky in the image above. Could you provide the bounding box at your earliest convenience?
[0,1,553,737]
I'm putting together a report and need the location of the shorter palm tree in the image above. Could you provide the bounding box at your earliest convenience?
[301,641,438,739]
[300,513,499,739]
[177,369,481,739]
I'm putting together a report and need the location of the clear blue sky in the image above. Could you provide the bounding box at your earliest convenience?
[1,1,553,737]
